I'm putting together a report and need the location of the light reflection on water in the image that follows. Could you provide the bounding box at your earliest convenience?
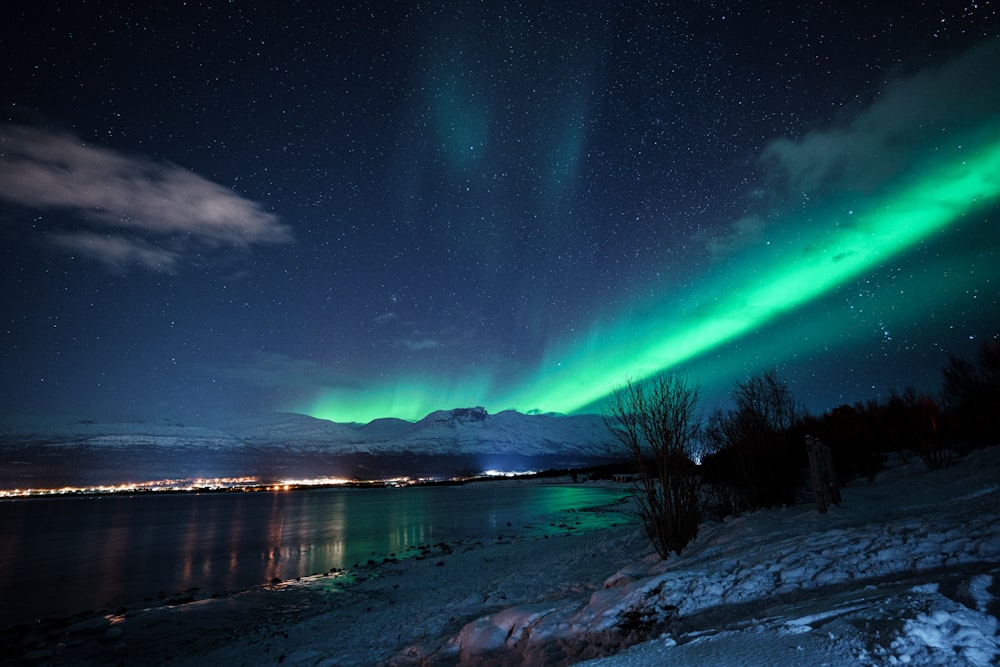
[0,484,631,628]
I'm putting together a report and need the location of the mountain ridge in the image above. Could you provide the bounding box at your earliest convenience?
[0,407,623,488]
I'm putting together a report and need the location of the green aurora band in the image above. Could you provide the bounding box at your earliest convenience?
[304,135,1000,423]
[507,137,1000,416]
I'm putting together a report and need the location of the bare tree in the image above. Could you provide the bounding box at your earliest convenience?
[702,368,806,512]
[942,340,1000,445]
[732,368,802,435]
[604,372,701,557]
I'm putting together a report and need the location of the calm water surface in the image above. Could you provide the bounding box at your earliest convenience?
[0,485,631,627]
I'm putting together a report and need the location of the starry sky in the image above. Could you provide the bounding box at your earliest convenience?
[2,1,999,427]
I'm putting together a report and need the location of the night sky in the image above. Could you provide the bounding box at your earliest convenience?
[2,2,999,427]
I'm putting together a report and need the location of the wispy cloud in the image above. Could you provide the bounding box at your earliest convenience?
[217,353,359,391]
[761,38,1000,194]
[397,336,443,351]
[705,215,765,261]
[705,37,1000,259]
[372,311,444,350]
[0,125,293,271]
[48,230,182,272]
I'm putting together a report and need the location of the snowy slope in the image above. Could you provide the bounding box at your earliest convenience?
[220,411,367,450]
[0,407,614,458]
[227,407,615,458]
[368,407,615,457]
[0,408,621,488]
[435,446,1000,666]
[0,418,245,449]
[146,444,1000,666]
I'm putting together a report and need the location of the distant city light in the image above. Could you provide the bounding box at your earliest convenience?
[0,476,262,498]
[278,477,352,487]
[0,473,484,498]
[480,469,538,478]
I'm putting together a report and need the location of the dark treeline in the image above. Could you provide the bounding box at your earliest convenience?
[702,340,999,520]
[607,340,1000,558]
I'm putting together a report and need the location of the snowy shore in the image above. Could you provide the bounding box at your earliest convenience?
[6,448,1000,666]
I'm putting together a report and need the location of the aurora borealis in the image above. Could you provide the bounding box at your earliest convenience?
[508,137,1000,416]
[2,3,999,426]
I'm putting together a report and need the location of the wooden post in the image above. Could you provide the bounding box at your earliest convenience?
[806,435,840,513]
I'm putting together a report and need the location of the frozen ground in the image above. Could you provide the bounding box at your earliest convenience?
[423,446,1000,666]
[8,445,999,666]
[576,445,1000,667]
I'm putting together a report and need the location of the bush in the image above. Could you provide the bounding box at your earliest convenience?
[604,373,702,558]
[942,340,1000,446]
[700,369,806,513]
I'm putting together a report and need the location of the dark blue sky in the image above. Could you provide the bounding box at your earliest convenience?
[2,1,999,425]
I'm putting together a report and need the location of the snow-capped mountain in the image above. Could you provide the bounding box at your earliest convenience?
[0,418,241,447]
[0,408,622,488]
[353,406,615,457]
[38,407,616,457]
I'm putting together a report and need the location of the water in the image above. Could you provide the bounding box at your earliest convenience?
[0,484,631,628]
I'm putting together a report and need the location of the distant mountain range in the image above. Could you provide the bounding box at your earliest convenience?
[0,408,624,489]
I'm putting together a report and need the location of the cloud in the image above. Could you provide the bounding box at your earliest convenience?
[372,312,444,350]
[49,230,181,272]
[761,38,1000,194]
[704,38,1000,260]
[216,353,359,391]
[397,336,443,351]
[0,125,293,271]
[705,215,766,261]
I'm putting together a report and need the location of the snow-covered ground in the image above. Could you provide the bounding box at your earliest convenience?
[571,445,1000,667]
[415,445,1000,667]
[14,445,998,666]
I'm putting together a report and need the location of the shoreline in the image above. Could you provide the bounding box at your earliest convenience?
[6,447,999,665]
[2,485,642,665]
[0,472,629,500]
